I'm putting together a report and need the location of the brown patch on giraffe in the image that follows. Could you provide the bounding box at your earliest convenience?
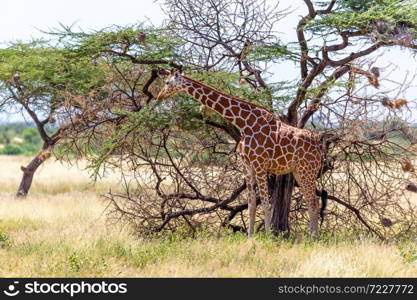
[247,115,256,126]
[248,151,257,161]
[256,133,266,145]
[274,146,283,157]
[214,103,224,114]
[261,125,270,135]
[235,118,245,128]
[297,148,305,157]
[278,156,286,165]
[281,137,290,146]
[252,124,260,132]
[203,88,211,95]
[240,110,249,119]
[269,161,278,170]
[208,93,217,101]
[305,153,315,161]
[286,153,294,161]
[204,97,212,106]
[245,128,253,136]
[231,106,240,115]
[265,147,274,157]
[255,147,264,155]
[240,103,250,111]
[218,97,229,107]
[224,109,233,117]
[264,137,274,148]
[250,138,257,148]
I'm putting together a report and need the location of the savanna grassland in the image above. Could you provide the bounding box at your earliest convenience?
[0,156,416,277]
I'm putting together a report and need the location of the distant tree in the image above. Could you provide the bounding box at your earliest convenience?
[2,144,22,155]
[22,128,42,145]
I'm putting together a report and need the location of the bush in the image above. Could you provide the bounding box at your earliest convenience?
[22,128,42,145]
[19,143,39,155]
[1,144,23,155]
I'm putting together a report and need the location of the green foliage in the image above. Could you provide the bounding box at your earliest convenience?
[67,251,108,273]
[0,41,106,97]
[396,241,417,263]
[0,232,11,248]
[250,42,298,63]
[1,144,23,155]
[0,122,53,155]
[22,128,41,144]
[52,24,181,66]
[310,0,417,35]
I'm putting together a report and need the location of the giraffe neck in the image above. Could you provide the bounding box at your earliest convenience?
[181,76,271,132]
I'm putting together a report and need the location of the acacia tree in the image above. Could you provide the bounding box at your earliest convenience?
[0,41,106,196]
[50,0,417,238]
[0,24,181,197]
[157,0,417,236]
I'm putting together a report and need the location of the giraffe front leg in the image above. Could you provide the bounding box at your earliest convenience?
[242,163,257,237]
[254,173,272,233]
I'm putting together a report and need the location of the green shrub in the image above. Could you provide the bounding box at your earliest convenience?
[0,232,11,248]
[22,128,42,145]
[19,143,39,155]
[1,144,23,155]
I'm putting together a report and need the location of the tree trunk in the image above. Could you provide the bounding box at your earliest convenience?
[16,144,52,197]
[269,173,295,237]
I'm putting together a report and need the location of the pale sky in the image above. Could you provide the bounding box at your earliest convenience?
[0,0,416,122]
[0,0,163,44]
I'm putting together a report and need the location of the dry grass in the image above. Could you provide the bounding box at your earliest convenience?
[0,155,416,277]
[0,156,121,194]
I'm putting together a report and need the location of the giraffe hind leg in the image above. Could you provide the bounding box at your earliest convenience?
[293,171,320,239]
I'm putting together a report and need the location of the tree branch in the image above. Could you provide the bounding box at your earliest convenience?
[324,42,384,67]
[7,85,51,143]
[298,65,350,128]
[323,192,384,240]
[155,182,246,232]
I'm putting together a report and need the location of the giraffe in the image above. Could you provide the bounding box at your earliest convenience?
[157,69,326,237]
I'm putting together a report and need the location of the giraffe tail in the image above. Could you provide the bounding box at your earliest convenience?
[320,189,328,225]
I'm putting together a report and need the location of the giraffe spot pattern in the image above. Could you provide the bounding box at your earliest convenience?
[160,73,324,237]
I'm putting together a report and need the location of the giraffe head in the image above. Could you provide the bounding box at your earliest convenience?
[157,69,185,100]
